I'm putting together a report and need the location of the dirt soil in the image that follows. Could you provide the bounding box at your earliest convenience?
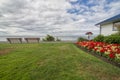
[0,48,13,55]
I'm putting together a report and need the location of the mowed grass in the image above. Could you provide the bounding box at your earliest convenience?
[0,43,120,80]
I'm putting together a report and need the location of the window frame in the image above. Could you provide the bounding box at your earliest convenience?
[112,22,120,31]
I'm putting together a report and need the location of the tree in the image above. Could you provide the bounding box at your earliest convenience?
[85,32,93,40]
[43,34,55,41]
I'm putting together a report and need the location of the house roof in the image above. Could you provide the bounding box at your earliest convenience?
[95,14,120,25]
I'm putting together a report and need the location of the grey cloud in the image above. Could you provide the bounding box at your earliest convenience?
[1,0,27,14]
[0,31,9,35]
[0,0,119,36]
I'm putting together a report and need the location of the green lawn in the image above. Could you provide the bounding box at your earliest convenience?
[0,43,120,80]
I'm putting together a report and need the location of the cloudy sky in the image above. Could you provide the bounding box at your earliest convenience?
[0,0,120,36]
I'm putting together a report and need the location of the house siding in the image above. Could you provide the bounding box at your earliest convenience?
[101,23,118,36]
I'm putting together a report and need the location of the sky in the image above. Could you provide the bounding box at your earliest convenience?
[0,0,120,36]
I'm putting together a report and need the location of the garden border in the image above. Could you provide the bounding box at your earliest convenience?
[74,44,120,68]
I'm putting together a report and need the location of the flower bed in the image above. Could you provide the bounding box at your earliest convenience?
[75,41,120,67]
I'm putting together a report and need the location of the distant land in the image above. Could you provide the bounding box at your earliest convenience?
[0,35,98,41]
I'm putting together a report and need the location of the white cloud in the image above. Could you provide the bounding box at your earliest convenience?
[0,0,120,37]
[0,0,10,7]
[0,28,6,31]
[69,0,77,1]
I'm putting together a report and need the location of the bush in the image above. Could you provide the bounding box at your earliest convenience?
[93,34,120,44]
[77,37,88,42]
[93,35,104,42]
[111,33,120,36]
[43,35,55,41]
[104,35,120,44]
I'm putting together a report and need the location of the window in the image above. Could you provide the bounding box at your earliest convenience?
[113,22,120,31]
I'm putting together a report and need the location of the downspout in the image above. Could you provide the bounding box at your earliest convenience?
[100,24,102,35]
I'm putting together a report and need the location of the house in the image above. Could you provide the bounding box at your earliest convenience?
[95,14,120,36]
[7,38,22,43]
[24,38,40,43]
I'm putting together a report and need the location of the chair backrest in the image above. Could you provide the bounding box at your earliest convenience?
[6,38,22,43]
[24,38,40,43]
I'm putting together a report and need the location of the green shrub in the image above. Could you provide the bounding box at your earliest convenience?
[104,35,120,44]
[43,35,55,41]
[111,33,120,36]
[77,37,88,42]
[93,35,104,42]
[93,34,120,44]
